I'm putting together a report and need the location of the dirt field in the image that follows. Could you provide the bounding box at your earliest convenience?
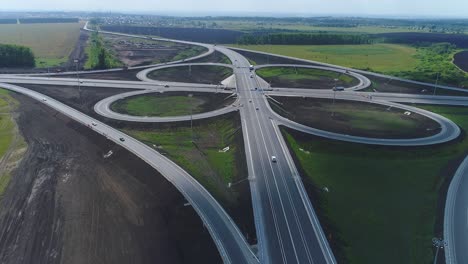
[102,35,207,67]
[148,65,233,84]
[191,51,232,64]
[453,50,468,72]
[111,92,236,117]
[14,84,256,244]
[270,96,441,139]
[233,48,318,66]
[0,92,221,264]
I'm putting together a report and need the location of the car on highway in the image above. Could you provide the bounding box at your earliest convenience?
[164,84,170,88]
[119,137,125,142]
[256,107,259,110]
[271,156,277,163]
[333,86,345,91]
[41,98,47,102]
[91,122,97,126]
[250,74,254,78]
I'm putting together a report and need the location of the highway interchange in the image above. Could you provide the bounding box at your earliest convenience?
[1,23,468,264]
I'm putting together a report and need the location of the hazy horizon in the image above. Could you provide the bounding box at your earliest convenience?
[2,0,468,19]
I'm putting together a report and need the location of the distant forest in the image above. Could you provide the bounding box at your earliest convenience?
[0,44,35,67]
[0,18,79,24]
[237,33,373,45]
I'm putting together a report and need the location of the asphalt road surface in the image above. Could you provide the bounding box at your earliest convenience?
[445,155,468,264]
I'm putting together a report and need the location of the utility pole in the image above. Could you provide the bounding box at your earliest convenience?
[74,59,81,103]
[331,78,339,117]
[433,72,440,96]
[188,93,193,142]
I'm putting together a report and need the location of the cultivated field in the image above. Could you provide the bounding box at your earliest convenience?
[0,22,83,67]
[232,44,418,72]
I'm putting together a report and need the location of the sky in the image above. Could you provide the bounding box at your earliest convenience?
[2,0,468,18]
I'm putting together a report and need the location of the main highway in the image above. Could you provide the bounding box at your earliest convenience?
[445,155,468,264]
[219,47,336,263]
[2,23,468,264]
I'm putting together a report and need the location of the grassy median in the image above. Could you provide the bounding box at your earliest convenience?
[110,92,235,117]
[270,96,440,139]
[257,66,358,89]
[147,65,233,84]
[282,104,468,264]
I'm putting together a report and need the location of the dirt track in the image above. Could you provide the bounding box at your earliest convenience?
[0,93,221,264]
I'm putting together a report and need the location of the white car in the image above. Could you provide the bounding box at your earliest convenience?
[41,98,47,102]
[271,156,277,163]
[91,122,97,126]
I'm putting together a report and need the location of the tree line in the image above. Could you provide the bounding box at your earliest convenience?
[85,32,121,69]
[0,44,35,67]
[237,33,373,45]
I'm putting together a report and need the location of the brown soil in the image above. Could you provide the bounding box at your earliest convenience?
[0,92,222,264]
[13,84,257,245]
[191,51,231,64]
[103,35,202,67]
[63,30,89,70]
[453,50,468,73]
[270,96,441,139]
[148,65,232,85]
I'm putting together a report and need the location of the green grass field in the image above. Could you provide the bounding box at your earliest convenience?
[111,95,204,117]
[0,89,25,200]
[271,97,439,139]
[283,105,468,264]
[232,44,418,73]
[148,65,233,84]
[0,23,83,67]
[124,115,244,205]
[257,67,358,88]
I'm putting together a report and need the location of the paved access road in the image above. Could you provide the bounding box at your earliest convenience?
[445,155,468,264]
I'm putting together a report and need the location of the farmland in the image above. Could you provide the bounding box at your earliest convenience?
[0,22,83,67]
[232,43,419,72]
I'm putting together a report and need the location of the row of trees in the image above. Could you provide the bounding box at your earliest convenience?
[0,44,35,67]
[86,32,121,69]
[237,33,374,45]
